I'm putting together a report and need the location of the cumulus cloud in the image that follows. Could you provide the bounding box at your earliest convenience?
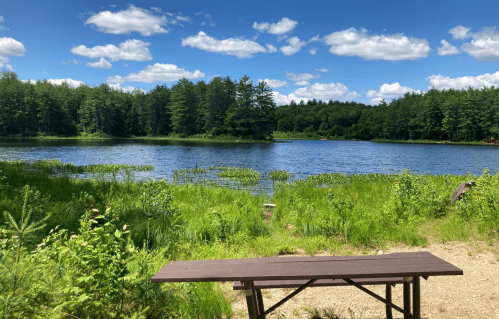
[449,25,471,40]
[0,37,26,70]
[280,36,306,56]
[266,44,278,53]
[272,82,359,106]
[108,82,146,93]
[84,5,182,36]
[437,40,459,56]
[71,39,152,62]
[0,37,26,57]
[366,82,422,104]
[323,27,430,61]
[309,48,317,55]
[426,71,499,90]
[455,26,499,61]
[23,78,86,88]
[257,78,288,88]
[293,82,360,100]
[315,68,330,73]
[86,58,112,69]
[272,91,311,105]
[285,71,321,85]
[181,31,267,59]
[106,63,204,84]
[253,17,298,35]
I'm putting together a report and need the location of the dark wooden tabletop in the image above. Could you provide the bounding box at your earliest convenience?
[151,251,463,283]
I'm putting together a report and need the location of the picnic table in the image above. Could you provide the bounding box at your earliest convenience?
[151,251,463,319]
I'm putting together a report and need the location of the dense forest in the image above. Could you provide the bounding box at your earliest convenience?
[2,70,499,141]
[276,86,499,141]
[0,71,276,139]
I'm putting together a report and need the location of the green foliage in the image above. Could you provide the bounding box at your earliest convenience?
[268,169,294,182]
[216,167,260,185]
[1,160,498,318]
[454,169,499,236]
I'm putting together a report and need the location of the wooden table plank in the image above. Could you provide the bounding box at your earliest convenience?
[151,252,463,283]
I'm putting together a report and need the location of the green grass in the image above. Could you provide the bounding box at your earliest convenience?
[0,160,498,318]
[371,138,498,146]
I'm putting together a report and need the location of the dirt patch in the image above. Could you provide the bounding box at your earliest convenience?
[229,241,499,319]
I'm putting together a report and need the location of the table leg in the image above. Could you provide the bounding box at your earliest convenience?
[385,284,393,319]
[413,276,420,319]
[403,277,411,319]
[243,281,259,319]
[256,289,265,319]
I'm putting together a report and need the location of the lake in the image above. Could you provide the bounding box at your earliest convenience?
[1,139,498,182]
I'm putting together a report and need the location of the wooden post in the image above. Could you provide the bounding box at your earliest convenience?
[403,277,411,319]
[385,284,393,319]
[413,276,421,319]
[243,281,259,319]
[256,289,265,319]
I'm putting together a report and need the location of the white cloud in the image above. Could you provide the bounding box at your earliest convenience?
[61,59,81,65]
[369,97,385,105]
[0,37,26,56]
[181,31,267,59]
[0,56,12,70]
[106,63,204,83]
[257,78,288,88]
[253,22,269,33]
[71,39,152,62]
[253,17,298,35]
[309,48,317,55]
[323,27,430,61]
[280,36,306,56]
[285,71,321,85]
[21,79,37,85]
[293,82,360,100]
[108,82,146,93]
[272,91,311,106]
[86,58,112,69]
[84,5,174,36]
[366,83,422,105]
[437,40,459,56]
[426,71,499,90]
[0,16,4,30]
[315,68,330,73]
[272,82,359,106]
[0,37,26,70]
[449,25,471,40]
[457,26,499,61]
[266,44,278,53]
[309,35,320,42]
[48,78,85,88]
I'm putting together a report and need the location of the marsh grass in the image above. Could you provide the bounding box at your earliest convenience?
[0,160,498,318]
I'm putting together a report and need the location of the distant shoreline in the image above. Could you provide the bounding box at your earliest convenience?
[0,135,277,144]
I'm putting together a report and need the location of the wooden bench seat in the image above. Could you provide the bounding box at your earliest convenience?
[233,277,413,319]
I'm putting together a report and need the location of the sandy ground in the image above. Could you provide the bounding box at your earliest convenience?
[228,241,499,319]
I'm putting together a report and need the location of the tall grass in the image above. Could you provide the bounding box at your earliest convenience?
[0,160,497,318]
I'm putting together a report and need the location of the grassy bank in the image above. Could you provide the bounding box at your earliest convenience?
[0,160,497,318]
[371,138,499,146]
[0,133,276,143]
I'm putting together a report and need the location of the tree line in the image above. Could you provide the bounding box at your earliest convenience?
[2,70,499,141]
[0,71,276,139]
[276,86,499,141]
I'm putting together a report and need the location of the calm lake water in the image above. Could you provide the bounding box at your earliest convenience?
[1,139,498,181]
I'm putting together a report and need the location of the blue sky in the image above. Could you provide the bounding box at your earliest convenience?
[2,0,499,105]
